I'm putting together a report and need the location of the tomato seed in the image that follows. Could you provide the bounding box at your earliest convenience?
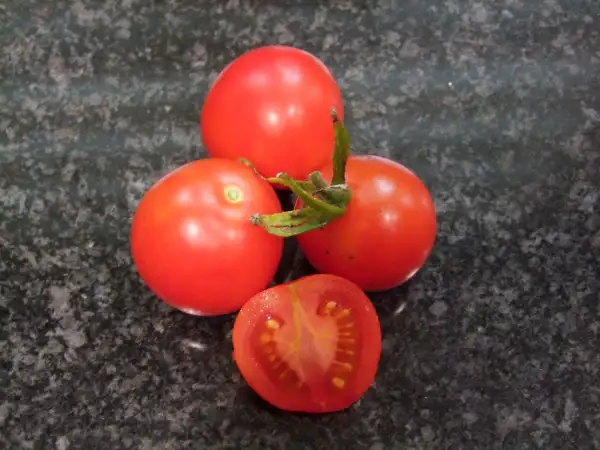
[332,377,345,388]
[316,300,337,316]
[334,309,351,319]
[265,319,280,329]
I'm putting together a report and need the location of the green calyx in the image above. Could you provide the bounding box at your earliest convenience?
[243,109,352,238]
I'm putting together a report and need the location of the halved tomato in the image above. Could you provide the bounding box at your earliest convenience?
[232,274,381,413]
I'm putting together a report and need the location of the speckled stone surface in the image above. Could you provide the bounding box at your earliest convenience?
[1,0,600,448]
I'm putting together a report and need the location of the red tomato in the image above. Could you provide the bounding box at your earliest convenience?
[232,274,381,413]
[297,155,437,291]
[200,45,344,181]
[130,158,283,316]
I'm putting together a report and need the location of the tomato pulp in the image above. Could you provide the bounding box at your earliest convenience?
[130,158,283,316]
[232,274,381,413]
[200,45,344,181]
[297,155,437,291]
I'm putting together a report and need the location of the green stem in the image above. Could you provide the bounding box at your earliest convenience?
[239,158,317,192]
[309,172,329,190]
[267,173,345,217]
[251,208,331,237]
[309,171,350,204]
[331,109,350,186]
[271,177,318,194]
[309,171,337,203]
[248,110,353,238]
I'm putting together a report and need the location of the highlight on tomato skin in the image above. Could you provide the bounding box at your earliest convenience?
[232,274,382,413]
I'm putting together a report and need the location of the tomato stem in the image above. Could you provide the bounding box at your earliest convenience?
[239,158,317,193]
[249,111,353,238]
[267,173,346,217]
[309,171,329,190]
[331,109,349,186]
[251,207,331,237]
[309,171,349,205]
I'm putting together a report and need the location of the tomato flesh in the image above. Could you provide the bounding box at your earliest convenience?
[200,45,344,181]
[130,158,283,316]
[233,274,381,413]
[297,155,437,292]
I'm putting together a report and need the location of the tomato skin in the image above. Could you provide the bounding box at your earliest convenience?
[297,155,437,292]
[200,45,344,181]
[130,158,283,316]
[232,274,381,413]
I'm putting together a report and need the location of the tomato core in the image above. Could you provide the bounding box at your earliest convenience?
[249,284,360,395]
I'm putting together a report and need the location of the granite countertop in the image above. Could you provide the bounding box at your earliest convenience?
[2,0,600,449]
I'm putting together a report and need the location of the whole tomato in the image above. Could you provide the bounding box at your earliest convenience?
[130,158,283,316]
[296,155,437,292]
[200,45,344,181]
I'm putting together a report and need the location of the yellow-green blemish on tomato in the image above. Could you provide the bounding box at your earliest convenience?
[224,185,243,204]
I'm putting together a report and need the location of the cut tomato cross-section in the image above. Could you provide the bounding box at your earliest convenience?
[232,274,382,413]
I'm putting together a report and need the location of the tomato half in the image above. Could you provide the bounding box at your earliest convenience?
[200,45,344,181]
[130,158,283,316]
[297,155,437,292]
[232,274,381,413]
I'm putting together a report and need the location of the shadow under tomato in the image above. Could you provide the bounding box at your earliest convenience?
[272,238,317,286]
[368,280,414,332]
[157,308,236,352]
[275,189,295,211]
[225,382,374,449]
[233,383,361,420]
[234,385,284,415]
[272,188,318,285]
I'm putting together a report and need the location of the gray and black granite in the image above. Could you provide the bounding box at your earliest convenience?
[1,0,600,448]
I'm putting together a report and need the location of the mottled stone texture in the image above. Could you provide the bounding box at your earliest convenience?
[1,0,600,449]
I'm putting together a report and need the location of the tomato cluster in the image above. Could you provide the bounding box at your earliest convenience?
[130,46,436,414]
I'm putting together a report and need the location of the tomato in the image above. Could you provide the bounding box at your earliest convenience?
[130,158,283,316]
[232,274,381,413]
[297,155,437,292]
[200,45,344,181]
